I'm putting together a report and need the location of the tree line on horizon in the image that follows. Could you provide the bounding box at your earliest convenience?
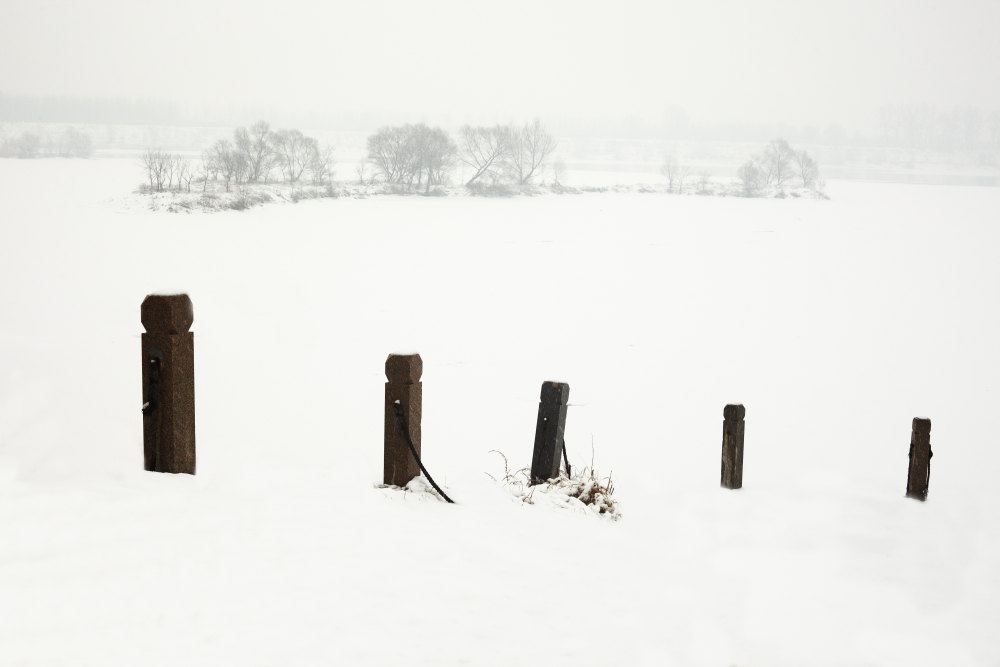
[363,119,557,194]
[0,126,93,159]
[142,121,333,193]
[657,138,821,198]
[140,118,559,195]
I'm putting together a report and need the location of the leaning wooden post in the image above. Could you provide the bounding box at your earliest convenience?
[384,353,422,487]
[721,404,745,489]
[141,294,195,475]
[906,417,932,501]
[530,381,569,484]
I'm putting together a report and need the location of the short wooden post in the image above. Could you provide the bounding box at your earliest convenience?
[721,404,745,489]
[384,353,422,487]
[141,294,195,474]
[906,417,932,501]
[530,381,569,484]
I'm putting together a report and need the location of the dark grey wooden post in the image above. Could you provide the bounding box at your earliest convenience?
[141,294,195,475]
[530,381,569,484]
[721,404,745,489]
[906,417,932,501]
[384,353,422,487]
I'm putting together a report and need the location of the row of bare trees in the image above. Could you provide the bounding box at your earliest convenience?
[205,122,333,191]
[660,156,714,194]
[459,119,557,186]
[659,139,820,197]
[142,121,334,193]
[366,119,557,191]
[141,150,196,192]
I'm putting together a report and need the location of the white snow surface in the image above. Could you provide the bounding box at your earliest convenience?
[1,158,999,666]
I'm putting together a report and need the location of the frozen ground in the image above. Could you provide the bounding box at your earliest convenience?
[1,158,999,666]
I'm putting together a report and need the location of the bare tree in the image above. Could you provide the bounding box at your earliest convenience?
[696,171,712,194]
[793,149,819,188]
[199,153,211,192]
[308,145,335,185]
[459,125,511,186]
[235,121,275,182]
[206,140,246,192]
[355,159,369,185]
[507,118,557,185]
[367,126,412,184]
[412,125,456,192]
[365,124,454,190]
[141,149,159,191]
[201,149,217,184]
[737,160,765,197]
[141,148,171,191]
[404,125,429,189]
[759,138,796,188]
[271,129,317,183]
[661,154,689,192]
[553,157,567,185]
[164,155,178,190]
[174,156,193,192]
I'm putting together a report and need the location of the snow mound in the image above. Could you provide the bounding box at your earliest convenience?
[376,475,451,503]
[516,470,621,520]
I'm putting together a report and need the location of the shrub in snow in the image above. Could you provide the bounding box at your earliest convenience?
[229,188,271,210]
[520,470,620,520]
[490,451,621,521]
[548,182,580,195]
[466,181,515,197]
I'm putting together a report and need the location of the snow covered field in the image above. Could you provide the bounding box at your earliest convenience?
[2,158,999,666]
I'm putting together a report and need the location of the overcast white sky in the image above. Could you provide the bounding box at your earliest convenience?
[2,0,998,128]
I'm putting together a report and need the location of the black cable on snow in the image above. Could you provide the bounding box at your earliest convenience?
[392,401,455,504]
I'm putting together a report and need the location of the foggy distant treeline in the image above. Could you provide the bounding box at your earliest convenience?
[0,126,93,159]
[4,92,999,157]
[604,105,1000,155]
[876,105,1000,154]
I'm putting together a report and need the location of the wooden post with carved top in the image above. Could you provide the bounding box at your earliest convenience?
[141,294,195,475]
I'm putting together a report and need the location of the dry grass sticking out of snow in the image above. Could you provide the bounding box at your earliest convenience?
[489,451,622,521]
[136,182,341,213]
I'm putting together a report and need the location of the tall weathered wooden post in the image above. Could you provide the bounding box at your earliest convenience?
[530,381,569,484]
[384,353,422,487]
[721,404,745,489]
[141,294,195,475]
[906,417,932,501]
